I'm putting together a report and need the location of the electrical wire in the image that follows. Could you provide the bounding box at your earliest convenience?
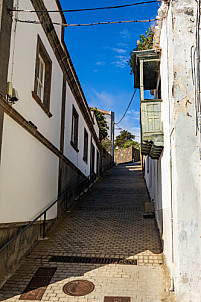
[9,1,159,13]
[115,123,141,137]
[115,89,137,125]
[17,18,156,27]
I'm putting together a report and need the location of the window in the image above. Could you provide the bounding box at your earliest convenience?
[32,35,52,117]
[90,143,95,174]
[36,55,45,100]
[71,105,79,151]
[83,128,88,163]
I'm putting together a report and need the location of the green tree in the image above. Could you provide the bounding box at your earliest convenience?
[128,27,154,74]
[123,140,140,150]
[114,130,136,149]
[90,108,108,141]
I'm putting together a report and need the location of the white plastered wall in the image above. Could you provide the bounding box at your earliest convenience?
[0,115,58,223]
[7,0,63,150]
[1,0,100,224]
[63,86,99,176]
[0,0,63,223]
[158,9,173,278]
[145,1,201,300]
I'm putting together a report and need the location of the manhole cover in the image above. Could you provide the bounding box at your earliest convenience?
[63,280,95,296]
[104,297,131,302]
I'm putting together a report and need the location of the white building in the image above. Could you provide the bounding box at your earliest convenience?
[91,108,115,159]
[133,1,201,300]
[0,0,100,284]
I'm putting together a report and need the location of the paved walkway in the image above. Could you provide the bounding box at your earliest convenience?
[0,163,175,302]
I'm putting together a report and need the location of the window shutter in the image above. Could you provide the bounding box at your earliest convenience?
[141,101,163,136]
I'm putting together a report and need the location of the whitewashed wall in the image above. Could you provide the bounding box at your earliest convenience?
[0,0,100,224]
[7,0,63,149]
[158,7,173,283]
[1,0,63,223]
[145,1,201,300]
[63,86,99,176]
[0,115,58,222]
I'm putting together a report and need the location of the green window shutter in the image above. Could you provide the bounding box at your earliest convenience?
[141,100,163,146]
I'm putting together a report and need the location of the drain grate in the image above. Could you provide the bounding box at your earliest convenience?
[49,256,137,265]
[78,207,143,211]
[19,267,56,300]
[104,297,131,302]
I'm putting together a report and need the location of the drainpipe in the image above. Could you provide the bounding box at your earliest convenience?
[140,59,144,171]
[163,1,174,290]
[10,0,19,83]
[111,111,115,162]
[169,128,174,291]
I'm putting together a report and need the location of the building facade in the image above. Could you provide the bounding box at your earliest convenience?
[0,0,101,284]
[92,108,115,159]
[134,1,201,300]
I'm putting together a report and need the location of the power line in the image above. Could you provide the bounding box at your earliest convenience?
[115,89,137,125]
[9,1,159,13]
[17,19,156,27]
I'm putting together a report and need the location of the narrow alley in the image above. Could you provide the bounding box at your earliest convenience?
[0,163,174,302]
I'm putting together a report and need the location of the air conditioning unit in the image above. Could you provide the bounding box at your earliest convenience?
[6,82,19,103]
[7,82,13,98]
[11,88,19,102]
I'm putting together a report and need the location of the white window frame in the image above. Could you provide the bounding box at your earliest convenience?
[36,54,45,101]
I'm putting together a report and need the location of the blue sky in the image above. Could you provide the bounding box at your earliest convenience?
[60,0,160,142]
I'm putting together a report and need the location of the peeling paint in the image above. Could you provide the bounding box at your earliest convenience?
[184,8,194,16]
[144,0,201,300]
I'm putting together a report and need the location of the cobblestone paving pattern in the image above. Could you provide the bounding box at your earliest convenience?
[0,163,175,302]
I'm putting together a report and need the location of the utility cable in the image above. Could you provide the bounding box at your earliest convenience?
[115,89,137,125]
[9,1,159,13]
[115,124,140,138]
[17,19,156,27]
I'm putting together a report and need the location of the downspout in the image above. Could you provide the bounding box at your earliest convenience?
[10,0,19,83]
[196,0,201,158]
[164,0,174,291]
[140,59,144,171]
[169,128,174,291]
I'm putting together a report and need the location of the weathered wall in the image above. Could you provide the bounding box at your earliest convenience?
[145,1,201,301]
[115,147,132,164]
[0,219,54,287]
[114,146,140,164]
[57,158,86,214]
[101,149,113,173]
[170,2,201,299]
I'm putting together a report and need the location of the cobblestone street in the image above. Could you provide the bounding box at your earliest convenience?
[0,163,175,302]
